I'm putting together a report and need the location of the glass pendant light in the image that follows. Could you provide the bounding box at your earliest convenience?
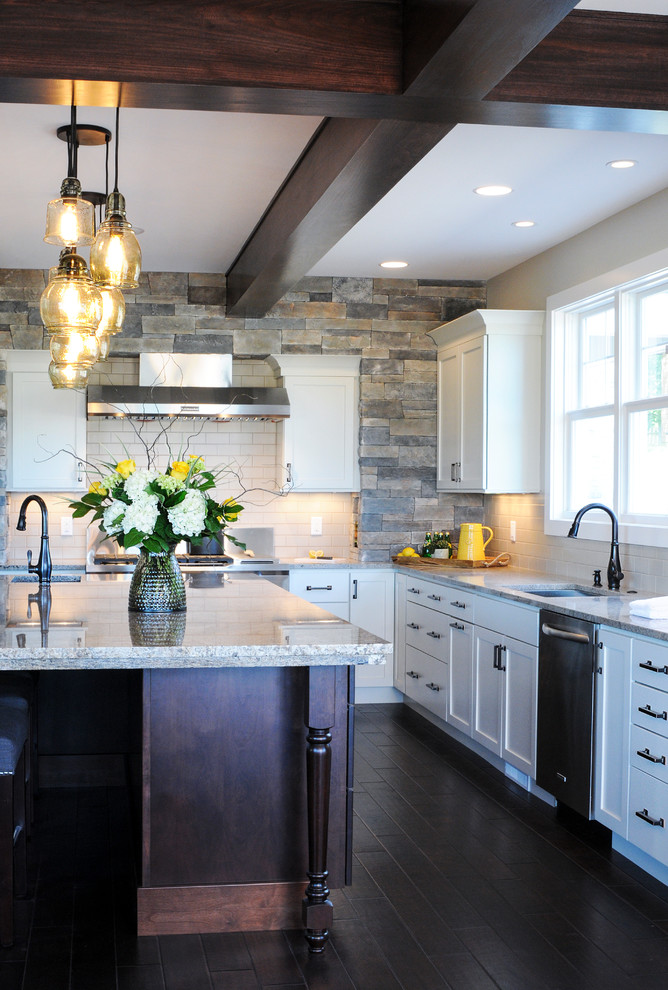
[95,284,126,360]
[44,105,95,247]
[40,248,103,335]
[90,107,141,289]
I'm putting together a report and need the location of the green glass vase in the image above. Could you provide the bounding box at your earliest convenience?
[128,548,187,612]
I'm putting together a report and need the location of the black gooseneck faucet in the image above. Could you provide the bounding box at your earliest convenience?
[567,502,624,591]
[17,494,52,584]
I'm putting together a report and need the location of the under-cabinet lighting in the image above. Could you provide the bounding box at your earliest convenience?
[606,159,637,169]
[379,260,408,269]
[512,220,536,228]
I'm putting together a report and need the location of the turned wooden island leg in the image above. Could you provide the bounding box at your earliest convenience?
[303,665,336,953]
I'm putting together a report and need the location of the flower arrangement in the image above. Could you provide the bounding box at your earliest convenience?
[69,454,244,554]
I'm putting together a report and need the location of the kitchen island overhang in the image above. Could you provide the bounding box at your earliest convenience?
[0,572,391,952]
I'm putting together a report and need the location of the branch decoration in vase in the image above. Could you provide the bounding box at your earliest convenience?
[69,454,244,612]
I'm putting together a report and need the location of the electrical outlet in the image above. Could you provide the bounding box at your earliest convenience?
[60,516,73,537]
[510,520,517,543]
[311,516,323,536]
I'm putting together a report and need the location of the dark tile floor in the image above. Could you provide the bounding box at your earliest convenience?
[3,702,668,988]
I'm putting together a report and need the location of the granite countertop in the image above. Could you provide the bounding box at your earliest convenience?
[391,560,668,642]
[0,572,390,670]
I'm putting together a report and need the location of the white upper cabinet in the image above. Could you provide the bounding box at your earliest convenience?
[270,355,360,492]
[428,309,544,494]
[6,350,87,492]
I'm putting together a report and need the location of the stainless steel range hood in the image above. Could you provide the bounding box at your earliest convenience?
[87,354,290,421]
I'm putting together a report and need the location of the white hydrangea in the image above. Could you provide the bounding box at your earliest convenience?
[124,468,159,501]
[167,489,207,538]
[103,499,126,535]
[154,473,184,495]
[122,493,160,535]
[102,472,121,492]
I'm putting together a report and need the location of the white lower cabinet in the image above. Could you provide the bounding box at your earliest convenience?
[472,599,538,778]
[404,645,448,721]
[447,616,474,735]
[288,567,395,690]
[349,570,394,689]
[594,627,631,836]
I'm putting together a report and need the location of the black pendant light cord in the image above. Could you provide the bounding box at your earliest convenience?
[113,106,120,194]
[68,102,79,179]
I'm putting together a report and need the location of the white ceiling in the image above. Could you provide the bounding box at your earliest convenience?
[0,0,665,286]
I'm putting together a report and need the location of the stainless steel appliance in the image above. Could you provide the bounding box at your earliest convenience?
[536,609,598,817]
[86,526,290,589]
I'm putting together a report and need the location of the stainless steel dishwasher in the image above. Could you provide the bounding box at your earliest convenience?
[536,609,598,817]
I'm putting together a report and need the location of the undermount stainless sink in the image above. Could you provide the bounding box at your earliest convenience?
[507,585,604,598]
[11,575,82,583]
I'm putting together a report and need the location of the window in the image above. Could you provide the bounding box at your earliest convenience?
[547,259,668,547]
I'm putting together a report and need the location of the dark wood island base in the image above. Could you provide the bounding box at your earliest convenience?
[137,664,352,950]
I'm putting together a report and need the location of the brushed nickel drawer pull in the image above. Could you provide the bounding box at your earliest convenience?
[637,747,666,765]
[306,585,333,591]
[426,631,441,639]
[638,704,668,720]
[407,622,420,630]
[450,600,466,609]
[427,594,442,602]
[636,808,665,828]
[426,682,440,692]
[639,660,668,675]
[450,621,465,631]
[406,670,420,679]
[408,587,421,595]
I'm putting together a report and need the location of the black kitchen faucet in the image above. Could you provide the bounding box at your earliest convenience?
[567,502,624,591]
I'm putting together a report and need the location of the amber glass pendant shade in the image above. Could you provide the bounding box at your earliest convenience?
[94,284,125,360]
[90,191,142,289]
[44,176,95,247]
[48,360,91,389]
[40,249,103,335]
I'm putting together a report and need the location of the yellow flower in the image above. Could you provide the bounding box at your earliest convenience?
[170,460,190,482]
[116,458,136,479]
[89,481,107,496]
[222,498,241,522]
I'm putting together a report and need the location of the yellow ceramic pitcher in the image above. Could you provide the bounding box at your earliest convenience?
[457,523,493,561]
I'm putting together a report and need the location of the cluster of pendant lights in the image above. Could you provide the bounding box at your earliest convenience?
[40,106,142,388]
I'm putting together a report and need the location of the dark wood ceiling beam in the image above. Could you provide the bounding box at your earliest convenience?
[491,10,668,112]
[0,0,402,95]
[1,76,666,136]
[226,0,580,317]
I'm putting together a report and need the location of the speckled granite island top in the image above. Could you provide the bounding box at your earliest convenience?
[0,572,390,669]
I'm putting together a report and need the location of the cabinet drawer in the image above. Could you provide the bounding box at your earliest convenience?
[405,578,476,620]
[628,767,668,866]
[476,594,539,647]
[632,681,668,739]
[631,724,668,785]
[405,602,450,660]
[634,638,668,687]
[404,645,448,720]
[289,569,349,603]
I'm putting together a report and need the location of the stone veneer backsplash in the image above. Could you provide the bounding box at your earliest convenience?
[0,270,488,566]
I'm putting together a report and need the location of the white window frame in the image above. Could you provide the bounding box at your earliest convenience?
[546,246,668,548]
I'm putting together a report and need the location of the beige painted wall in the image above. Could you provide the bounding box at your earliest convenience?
[487,186,668,310]
[485,183,668,594]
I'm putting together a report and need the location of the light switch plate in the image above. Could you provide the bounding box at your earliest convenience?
[311,516,322,536]
[510,520,516,543]
[61,516,73,536]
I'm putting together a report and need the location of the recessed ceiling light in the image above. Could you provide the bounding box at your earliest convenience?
[474,185,512,197]
[379,260,408,269]
[512,220,536,228]
[606,159,637,169]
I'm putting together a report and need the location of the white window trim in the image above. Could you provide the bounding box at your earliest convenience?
[545,245,668,548]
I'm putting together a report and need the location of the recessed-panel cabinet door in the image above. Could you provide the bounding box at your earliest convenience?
[447,617,473,736]
[459,335,486,490]
[502,634,538,778]
[350,570,394,689]
[436,344,460,491]
[472,625,503,755]
[594,627,631,836]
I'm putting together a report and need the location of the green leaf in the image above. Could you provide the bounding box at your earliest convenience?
[80,493,103,506]
[123,528,145,549]
[164,490,187,507]
[71,506,91,519]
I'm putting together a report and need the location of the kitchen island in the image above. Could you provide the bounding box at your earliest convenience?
[0,571,390,951]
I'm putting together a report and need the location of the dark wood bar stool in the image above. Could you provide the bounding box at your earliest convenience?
[0,700,29,947]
